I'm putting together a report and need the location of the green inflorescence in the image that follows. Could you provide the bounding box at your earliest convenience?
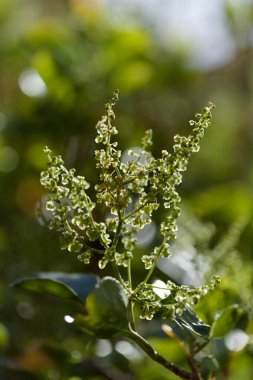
[40,90,219,320]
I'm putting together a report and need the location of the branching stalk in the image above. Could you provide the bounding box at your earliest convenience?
[127,328,199,380]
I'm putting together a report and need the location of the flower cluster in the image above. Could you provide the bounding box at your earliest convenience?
[40,92,217,320]
[137,277,220,320]
[40,148,109,265]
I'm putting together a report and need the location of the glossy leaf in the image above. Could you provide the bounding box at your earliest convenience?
[176,305,210,340]
[11,273,98,303]
[210,304,243,339]
[167,319,193,346]
[75,277,129,338]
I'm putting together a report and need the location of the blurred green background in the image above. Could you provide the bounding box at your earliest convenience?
[1,0,253,379]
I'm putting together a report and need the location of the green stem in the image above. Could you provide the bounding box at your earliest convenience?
[128,301,135,330]
[83,243,105,254]
[123,197,149,221]
[131,239,165,298]
[127,258,132,289]
[111,260,126,289]
[112,218,122,249]
[127,328,196,380]
[110,214,130,295]
[127,259,135,329]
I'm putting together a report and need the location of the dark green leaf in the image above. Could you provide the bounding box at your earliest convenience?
[176,305,210,340]
[210,304,243,339]
[75,277,129,338]
[168,319,194,348]
[11,272,98,303]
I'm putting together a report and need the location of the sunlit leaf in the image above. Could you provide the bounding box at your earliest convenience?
[210,304,243,339]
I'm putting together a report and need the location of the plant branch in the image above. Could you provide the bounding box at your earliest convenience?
[127,328,198,380]
[162,325,203,380]
[186,355,203,380]
[110,214,130,294]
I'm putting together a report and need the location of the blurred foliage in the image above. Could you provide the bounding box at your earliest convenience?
[1,0,253,379]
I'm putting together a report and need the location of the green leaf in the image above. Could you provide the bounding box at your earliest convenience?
[75,277,129,338]
[11,272,98,303]
[167,319,192,342]
[176,306,210,340]
[210,304,243,339]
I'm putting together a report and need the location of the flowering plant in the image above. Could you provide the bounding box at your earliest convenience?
[13,92,244,380]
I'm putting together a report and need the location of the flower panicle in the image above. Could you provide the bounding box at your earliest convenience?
[40,92,216,319]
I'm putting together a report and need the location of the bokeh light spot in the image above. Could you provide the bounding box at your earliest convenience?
[224,329,249,352]
[152,280,171,299]
[115,340,143,360]
[64,315,74,324]
[96,339,112,357]
[19,68,47,98]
